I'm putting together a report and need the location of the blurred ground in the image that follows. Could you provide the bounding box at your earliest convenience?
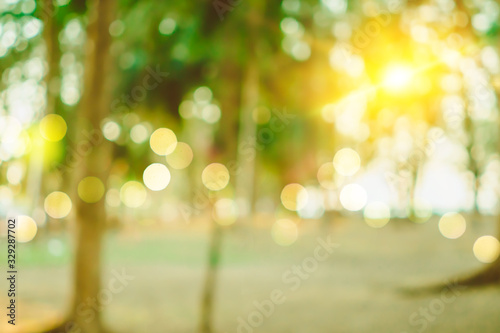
[1,215,500,333]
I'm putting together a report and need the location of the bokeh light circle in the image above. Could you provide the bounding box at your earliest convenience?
[150,128,177,156]
[102,120,121,141]
[17,215,38,243]
[281,183,308,211]
[194,86,213,103]
[473,236,500,263]
[202,105,221,124]
[438,212,466,239]
[40,114,67,142]
[339,184,367,211]
[130,123,150,143]
[78,177,105,203]
[202,163,230,191]
[166,142,193,169]
[44,191,72,219]
[333,148,361,176]
[120,181,147,208]
[143,163,171,191]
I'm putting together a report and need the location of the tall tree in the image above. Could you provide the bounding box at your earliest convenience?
[27,0,61,214]
[198,3,266,332]
[43,0,116,331]
[199,216,223,333]
[71,0,115,331]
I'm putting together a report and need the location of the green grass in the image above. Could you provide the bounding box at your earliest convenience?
[2,226,303,269]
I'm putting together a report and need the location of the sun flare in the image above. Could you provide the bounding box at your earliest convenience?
[382,64,414,91]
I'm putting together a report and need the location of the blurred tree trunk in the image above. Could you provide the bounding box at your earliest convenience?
[26,0,60,214]
[199,220,223,333]
[70,1,115,332]
[407,165,419,220]
[464,100,480,214]
[40,0,59,119]
[408,134,425,221]
[199,6,263,333]
[234,8,261,222]
[217,56,240,164]
[41,1,115,332]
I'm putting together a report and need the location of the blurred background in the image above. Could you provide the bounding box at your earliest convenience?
[1,0,500,332]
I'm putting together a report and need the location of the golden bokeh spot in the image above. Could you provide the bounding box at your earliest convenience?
[17,215,38,243]
[143,163,171,191]
[363,202,391,228]
[78,176,105,203]
[213,198,238,226]
[271,219,298,246]
[333,148,361,176]
[39,114,67,142]
[202,163,230,191]
[120,181,147,208]
[438,212,466,239]
[149,128,177,156]
[44,191,72,219]
[281,183,308,211]
[166,142,193,169]
[473,236,500,263]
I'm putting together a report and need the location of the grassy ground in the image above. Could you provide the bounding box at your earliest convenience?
[1,214,500,332]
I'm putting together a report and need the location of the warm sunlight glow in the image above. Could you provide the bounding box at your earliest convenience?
[382,64,414,92]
